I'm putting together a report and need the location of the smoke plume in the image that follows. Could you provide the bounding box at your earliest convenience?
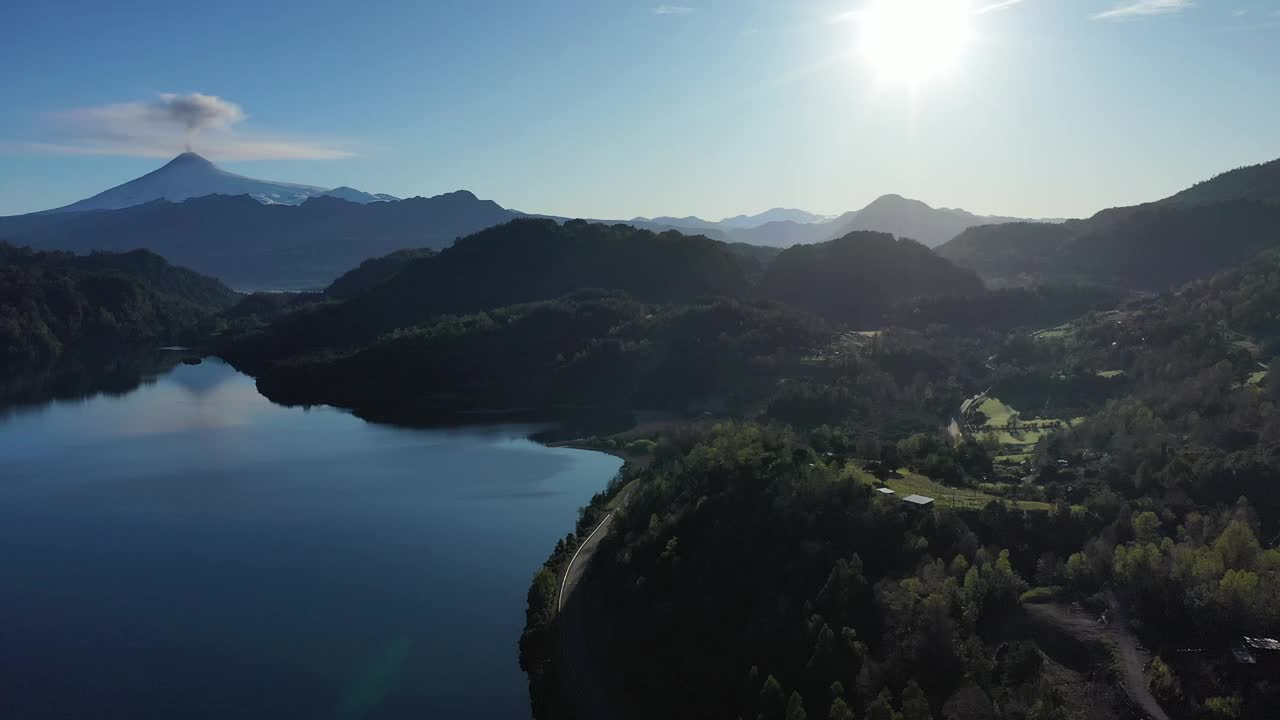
[29,92,352,161]
[145,93,246,151]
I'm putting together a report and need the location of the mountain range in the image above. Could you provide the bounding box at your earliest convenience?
[0,152,1048,289]
[0,190,516,290]
[6,152,1278,293]
[42,152,397,213]
[634,196,1055,249]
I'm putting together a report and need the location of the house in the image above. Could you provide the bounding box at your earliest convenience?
[902,494,935,509]
[877,487,896,496]
[1242,637,1280,664]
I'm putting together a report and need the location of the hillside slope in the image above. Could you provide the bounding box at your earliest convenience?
[0,243,238,369]
[0,191,518,290]
[759,230,985,326]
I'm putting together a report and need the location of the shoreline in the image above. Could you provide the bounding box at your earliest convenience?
[544,439,656,474]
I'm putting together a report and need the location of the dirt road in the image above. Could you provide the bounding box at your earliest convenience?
[1023,600,1169,720]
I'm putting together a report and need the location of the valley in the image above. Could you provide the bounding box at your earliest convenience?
[4,97,1280,720]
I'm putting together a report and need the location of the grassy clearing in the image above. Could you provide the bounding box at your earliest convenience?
[1020,586,1064,604]
[874,469,1054,512]
[993,431,1036,446]
[995,453,1032,464]
[977,397,1016,426]
[993,426,1057,447]
[1247,371,1267,387]
[1097,369,1126,379]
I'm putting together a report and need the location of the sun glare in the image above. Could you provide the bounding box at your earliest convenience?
[857,0,973,88]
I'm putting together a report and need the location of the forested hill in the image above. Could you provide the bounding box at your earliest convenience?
[220,222,989,386]
[516,248,1280,720]
[355,219,749,324]
[1162,157,1280,206]
[760,230,984,327]
[932,222,1075,288]
[938,200,1280,291]
[224,219,753,362]
[0,243,239,370]
[324,248,436,300]
[935,155,1280,290]
[244,292,832,420]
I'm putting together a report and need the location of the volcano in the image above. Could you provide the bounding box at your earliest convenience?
[46,152,391,213]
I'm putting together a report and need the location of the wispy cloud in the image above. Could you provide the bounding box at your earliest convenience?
[22,93,353,161]
[1090,0,1194,20]
[654,5,693,15]
[975,0,1027,14]
[830,1,1027,24]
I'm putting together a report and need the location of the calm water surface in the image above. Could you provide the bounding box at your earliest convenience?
[0,357,620,719]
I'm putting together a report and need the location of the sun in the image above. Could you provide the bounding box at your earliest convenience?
[857,0,974,88]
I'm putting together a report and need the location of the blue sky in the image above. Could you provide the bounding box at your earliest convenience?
[2,0,1278,218]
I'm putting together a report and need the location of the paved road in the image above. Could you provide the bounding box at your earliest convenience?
[557,512,616,720]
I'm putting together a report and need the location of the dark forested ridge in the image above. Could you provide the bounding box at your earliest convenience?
[324,248,436,299]
[0,242,238,370]
[217,222,992,415]
[243,292,831,421]
[760,231,985,327]
[357,219,749,321]
[1162,157,1280,207]
[221,219,758,365]
[937,157,1280,292]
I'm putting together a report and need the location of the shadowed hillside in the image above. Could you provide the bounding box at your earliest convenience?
[760,230,985,326]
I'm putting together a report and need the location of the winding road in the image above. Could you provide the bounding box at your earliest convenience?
[557,512,617,720]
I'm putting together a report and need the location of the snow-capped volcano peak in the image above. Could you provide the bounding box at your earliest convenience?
[165,151,218,169]
[46,153,389,213]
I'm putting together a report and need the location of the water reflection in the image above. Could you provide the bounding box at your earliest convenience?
[0,352,621,720]
[0,346,192,421]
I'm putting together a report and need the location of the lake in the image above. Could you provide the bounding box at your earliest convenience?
[0,355,621,719]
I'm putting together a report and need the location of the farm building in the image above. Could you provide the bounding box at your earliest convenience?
[1233,637,1280,667]
[877,487,896,496]
[1244,637,1280,663]
[902,494,935,509]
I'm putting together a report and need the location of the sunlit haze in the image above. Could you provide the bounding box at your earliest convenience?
[2,1,1279,219]
[855,0,973,88]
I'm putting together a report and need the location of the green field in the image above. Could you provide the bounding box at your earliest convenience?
[976,397,1016,426]
[1097,369,1125,379]
[876,469,1053,512]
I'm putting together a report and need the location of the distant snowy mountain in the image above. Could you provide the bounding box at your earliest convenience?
[321,186,399,204]
[718,208,834,229]
[44,153,390,213]
[634,215,723,232]
[2,189,518,290]
[636,208,834,233]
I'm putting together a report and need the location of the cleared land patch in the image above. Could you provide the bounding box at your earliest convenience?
[873,469,1054,512]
